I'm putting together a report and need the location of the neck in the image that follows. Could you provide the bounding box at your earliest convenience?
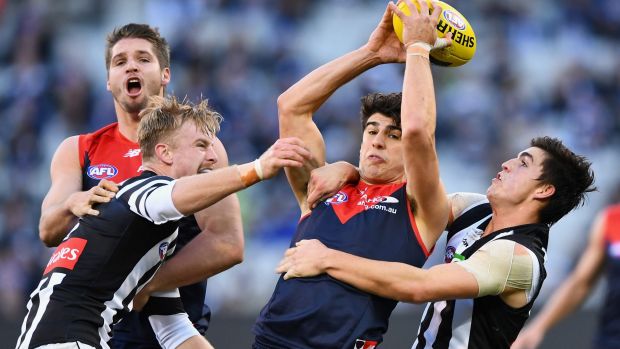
[141,162,172,178]
[114,104,141,142]
[484,203,540,236]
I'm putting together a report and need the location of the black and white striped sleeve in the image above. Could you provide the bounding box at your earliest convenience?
[116,176,184,224]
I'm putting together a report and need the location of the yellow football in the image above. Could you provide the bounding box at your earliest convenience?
[393,0,476,67]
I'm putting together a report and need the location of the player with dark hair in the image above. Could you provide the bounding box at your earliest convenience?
[275,2,596,348]
[253,2,452,348]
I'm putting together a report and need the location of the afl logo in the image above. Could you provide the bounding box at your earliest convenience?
[159,242,169,260]
[87,164,118,180]
[324,192,348,205]
[443,10,466,30]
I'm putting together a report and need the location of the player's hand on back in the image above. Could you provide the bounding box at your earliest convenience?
[307,162,360,209]
[257,137,313,180]
[66,179,118,217]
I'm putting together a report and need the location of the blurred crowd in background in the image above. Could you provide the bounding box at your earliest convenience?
[0,0,619,329]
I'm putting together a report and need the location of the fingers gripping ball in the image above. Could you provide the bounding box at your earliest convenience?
[393,0,476,67]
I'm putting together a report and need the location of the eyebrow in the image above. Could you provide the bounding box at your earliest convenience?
[518,151,534,163]
[112,50,153,60]
[365,121,402,132]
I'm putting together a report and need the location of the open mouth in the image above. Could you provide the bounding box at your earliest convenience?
[198,168,212,174]
[126,78,142,96]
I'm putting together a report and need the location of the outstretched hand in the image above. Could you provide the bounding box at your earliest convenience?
[276,239,330,280]
[258,137,313,180]
[66,179,118,217]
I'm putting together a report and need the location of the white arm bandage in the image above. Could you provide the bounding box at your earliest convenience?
[456,239,534,297]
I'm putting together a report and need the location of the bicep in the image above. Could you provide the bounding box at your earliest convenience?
[42,136,83,210]
[403,136,449,246]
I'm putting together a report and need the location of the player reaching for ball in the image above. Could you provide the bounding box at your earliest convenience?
[274,1,596,348]
[252,2,453,348]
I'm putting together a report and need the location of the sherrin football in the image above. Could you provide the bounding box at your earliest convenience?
[393,0,476,67]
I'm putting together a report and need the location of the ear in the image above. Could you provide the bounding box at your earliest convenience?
[106,78,111,91]
[533,183,555,200]
[161,67,171,87]
[154,143,174,165]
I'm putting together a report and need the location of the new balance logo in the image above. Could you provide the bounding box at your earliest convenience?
[123,149,141,158]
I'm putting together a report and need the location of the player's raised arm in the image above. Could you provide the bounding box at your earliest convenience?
[393,0,450,248]
[279,2,406,214]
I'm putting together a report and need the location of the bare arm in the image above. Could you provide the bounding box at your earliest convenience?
[171,137,310,215]
[277,239,479,303]
[39,136,117,246]
[279,3,406,215]
[140,138,244,292]
[446,192,488,227]
[392,1,449,249]
[512,212,607,349]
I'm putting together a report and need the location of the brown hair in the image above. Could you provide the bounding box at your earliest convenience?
[138,95,222,161]
[105,23,170,71]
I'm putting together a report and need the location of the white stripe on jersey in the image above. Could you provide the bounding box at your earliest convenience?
[448,298,474,349]
[116,177,151,198]
[98,231,179,346]
[16,273,66,349]
[413,300,448,349]
[123,179,183,225]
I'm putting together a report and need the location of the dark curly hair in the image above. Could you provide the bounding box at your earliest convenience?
[531,136,596,226]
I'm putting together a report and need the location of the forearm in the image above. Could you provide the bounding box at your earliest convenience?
[39,204,76,247]
[278,47,382,116]
[323,249,425,302]
[530,275,593,332]
[172,164,253,215]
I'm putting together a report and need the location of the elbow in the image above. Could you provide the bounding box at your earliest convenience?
[222,242,244,267]
[39,223,59,248]
[277,93,294,116]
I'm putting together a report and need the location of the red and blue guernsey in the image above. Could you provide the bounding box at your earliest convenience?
[79,123,143,190]
[253,181,432,349]
[597,204,620,349]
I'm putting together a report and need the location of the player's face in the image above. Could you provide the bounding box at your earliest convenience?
[358,113,404,184]
[487,147,550,205]
[107,38,170,116]
[169,121,218,178]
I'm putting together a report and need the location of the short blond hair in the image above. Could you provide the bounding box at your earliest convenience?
[138,95,222,161]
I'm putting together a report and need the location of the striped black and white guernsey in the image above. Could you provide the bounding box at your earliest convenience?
[16,170,184,349]
[413,200,549,349]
